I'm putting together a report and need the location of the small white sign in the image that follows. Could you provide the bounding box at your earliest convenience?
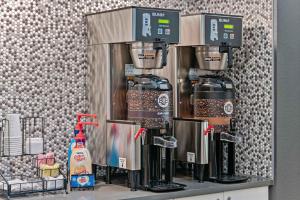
[125,64,143,76]
[119,157,126,169]
[225,83,233,89]
[187,152,195,163]
[188,68,200,80]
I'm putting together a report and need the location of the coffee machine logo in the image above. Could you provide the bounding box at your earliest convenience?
[142,13,151,37]
[157,94,169,108]
[224,101,234,115]
[152,12,165,17]
[210,19,218,41]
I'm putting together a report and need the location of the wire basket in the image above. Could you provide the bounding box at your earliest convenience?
[0,174,44,198]
[0,116,45,157]
[42,169,67,192]
[0,119,23,157]
[32,156,68,191]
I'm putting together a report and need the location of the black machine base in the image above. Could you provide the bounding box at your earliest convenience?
[145,181,185,192]
[174,162,209,183]
[103,166,185,192]
[211,175,249,184]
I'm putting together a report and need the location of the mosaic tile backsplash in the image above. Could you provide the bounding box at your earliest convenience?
[0,0,272,178]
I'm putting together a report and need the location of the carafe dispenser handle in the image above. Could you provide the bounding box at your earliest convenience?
[201,125,213,165]
[134,128,146,140]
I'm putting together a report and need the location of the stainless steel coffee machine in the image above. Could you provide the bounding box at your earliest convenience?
[171,13,248,183]
[86,7,184,191]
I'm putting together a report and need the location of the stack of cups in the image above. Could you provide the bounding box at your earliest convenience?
[3,114,23,156]
[25,138,44,154]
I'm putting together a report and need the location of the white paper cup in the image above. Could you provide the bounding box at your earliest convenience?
[5,114,22,137]
[25,138,43,154]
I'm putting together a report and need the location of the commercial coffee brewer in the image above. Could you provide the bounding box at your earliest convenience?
[86,7,184,191]
[171,13,248,183]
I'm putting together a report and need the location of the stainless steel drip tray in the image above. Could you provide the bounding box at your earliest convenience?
[153,136,177,148]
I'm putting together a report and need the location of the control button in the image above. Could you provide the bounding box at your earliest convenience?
[230,33,235,39]
[157,28,163,35]
[212,24,217,31]
[223,33,228,39]
[165,29,171,35]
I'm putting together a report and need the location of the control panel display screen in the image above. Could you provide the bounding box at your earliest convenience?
[224,24,234,29]
[158,19,170,24]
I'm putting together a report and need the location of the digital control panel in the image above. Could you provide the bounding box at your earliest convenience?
[134,8,180,43]
[204,14,242,47]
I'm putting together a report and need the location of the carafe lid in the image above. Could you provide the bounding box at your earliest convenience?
[196,75,234,92]
[128,74,172,91]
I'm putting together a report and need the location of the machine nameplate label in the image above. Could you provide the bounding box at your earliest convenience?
[125,64,143,76]
[188,68,215,81]
[187,152,195,163]
[225,83,233,89]
[119,157,127,169]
